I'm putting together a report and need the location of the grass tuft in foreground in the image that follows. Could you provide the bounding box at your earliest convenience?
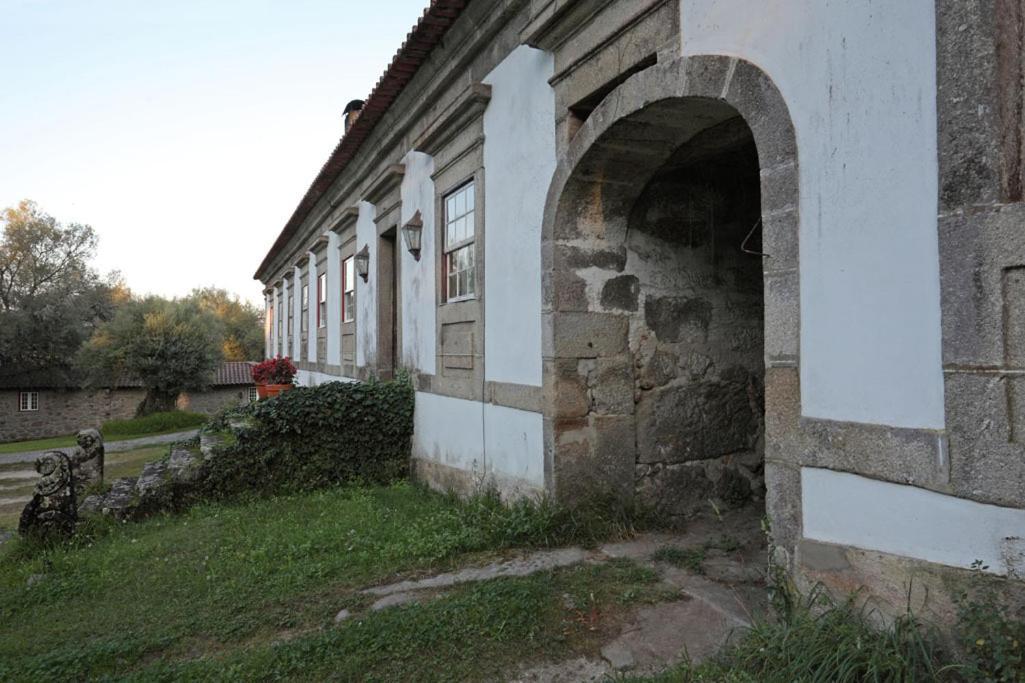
[623,586,955,683]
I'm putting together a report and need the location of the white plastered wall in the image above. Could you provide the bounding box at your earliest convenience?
[803,468,1025,577]
[292,265,302,359]
[306,252,317,363]
[355,201,377,368]
[327,231,341,366]
[482,45,555,388]
[413,392,545,491]
[399,151,437,372]
[680,0,945,430]
[271,286,280,356]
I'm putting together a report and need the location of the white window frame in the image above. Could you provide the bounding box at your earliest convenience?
[317,272,327,329]
[19,391,38,412]
[342,256,355,323]
[443,181,476,302]
[247,386,259,402]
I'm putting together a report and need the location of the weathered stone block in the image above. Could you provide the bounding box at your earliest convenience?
[592,414,637,500]
[939,205,1025,366]
[945,370,1025,508]
[936,0,1003,209]
[636,377,757,464]
[590,357,635,415]
[726,60,798,172]
[638,348,679,390]
[543,359,590,418]
[759,163,798,215]
[763,461,802,551]
[600,274,640,311]
[764,270,799,361]
[761,208,798,274]
[549,311,629,358]
[683,55,733,99]
[644,296,712,343]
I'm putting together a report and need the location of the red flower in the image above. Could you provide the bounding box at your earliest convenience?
[252,356,297,385]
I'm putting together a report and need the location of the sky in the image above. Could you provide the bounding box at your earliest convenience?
[0,0,430,306]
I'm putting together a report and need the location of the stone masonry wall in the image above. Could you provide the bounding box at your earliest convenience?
[627,130,764,518]
[1,389,146,443]
[176,387,253,416]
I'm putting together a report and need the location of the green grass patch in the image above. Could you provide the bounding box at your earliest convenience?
[100,411,207,439]
[0,412,206,454]
[653,546,707,574]
[0,482,630,680]
[120,560,671,682]
[623,588,955,683]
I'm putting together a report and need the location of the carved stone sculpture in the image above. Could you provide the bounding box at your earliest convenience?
[69,428,104,498]
[18,452,77,539]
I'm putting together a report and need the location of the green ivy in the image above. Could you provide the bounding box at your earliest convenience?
[200,375,414,498]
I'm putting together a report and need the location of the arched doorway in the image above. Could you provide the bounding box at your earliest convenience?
[542,56,799,527]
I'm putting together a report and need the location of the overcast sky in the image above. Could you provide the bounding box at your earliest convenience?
[0,0,429,306]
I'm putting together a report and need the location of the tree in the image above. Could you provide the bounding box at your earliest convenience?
[184,287,264,361]
[0,200,117,378]
[78,297,221,414]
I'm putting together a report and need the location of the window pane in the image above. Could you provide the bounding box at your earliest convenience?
[465,187,474,213]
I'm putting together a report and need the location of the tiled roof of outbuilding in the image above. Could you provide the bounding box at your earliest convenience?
[214,361,257,386]
[254,0,470,281]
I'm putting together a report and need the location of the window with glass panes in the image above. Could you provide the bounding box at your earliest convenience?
[287,293,293,336]
[342,256,355,322]
[301,284,309,332]
[317,273,327,328]
[19,391,38,412]
[444,181,475,300]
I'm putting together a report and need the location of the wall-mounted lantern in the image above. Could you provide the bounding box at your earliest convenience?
[354,244,370,282]
[401,210,423,261]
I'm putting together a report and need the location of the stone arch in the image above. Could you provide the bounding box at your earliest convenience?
[540,55,800,511]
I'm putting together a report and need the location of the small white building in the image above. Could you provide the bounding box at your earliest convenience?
[256,0,1025,619]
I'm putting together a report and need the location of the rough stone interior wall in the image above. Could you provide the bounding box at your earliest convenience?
[618,122,765,518]
[0,389,146,443]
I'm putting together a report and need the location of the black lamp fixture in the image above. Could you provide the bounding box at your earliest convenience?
[354,244,370,282]
[401,210,424,261]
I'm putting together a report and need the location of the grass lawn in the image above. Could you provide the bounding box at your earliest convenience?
[0,446,166,531]
[0,482,646,681]
[0,411,207,454]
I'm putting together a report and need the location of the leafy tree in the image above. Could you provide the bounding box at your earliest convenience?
[0,200,118,378]
[184,287,263,361]
[78,297,221,414]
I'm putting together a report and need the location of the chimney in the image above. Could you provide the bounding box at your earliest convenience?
[343,99,364,135]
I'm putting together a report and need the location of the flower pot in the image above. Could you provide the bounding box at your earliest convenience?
[256,383,294,400]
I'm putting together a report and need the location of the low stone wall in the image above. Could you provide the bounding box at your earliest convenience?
[0,389,146,443]
[176,387,253,416]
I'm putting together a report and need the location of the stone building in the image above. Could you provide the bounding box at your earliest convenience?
[2,362,257,442]
[255,0,1025,616]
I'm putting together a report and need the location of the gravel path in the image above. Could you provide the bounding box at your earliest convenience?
[0,429,200,466]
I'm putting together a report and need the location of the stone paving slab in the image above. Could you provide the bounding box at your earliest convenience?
[0,429,200,465]
[363,547,591,597]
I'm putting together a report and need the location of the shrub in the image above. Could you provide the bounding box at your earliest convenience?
[101,411,207,438]
[200,375,414,497]
[955,562,1025,682]
[251,356,297,385]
